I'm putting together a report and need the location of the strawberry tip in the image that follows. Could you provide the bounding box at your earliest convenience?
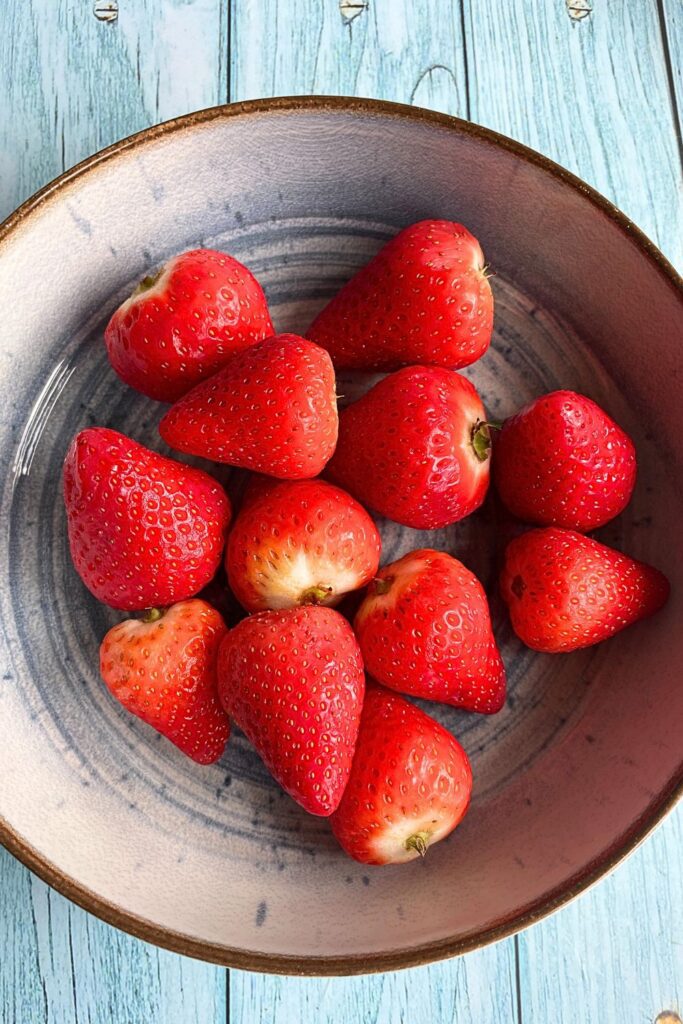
[372,576,394,596]
[405,831,430,857]
[133,268,164,297]
[142,607,164,623]
[471,420,497,462]
[300,584,334,605]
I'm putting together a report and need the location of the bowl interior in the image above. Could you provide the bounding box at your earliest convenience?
[0,102,681,971]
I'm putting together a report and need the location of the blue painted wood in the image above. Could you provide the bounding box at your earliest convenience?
[519,809,683,1023]
[0,846,227,1024]
[0,2,228,1021]
[461,0,683,269]
[230,0,468,114]
[0,0,228,222]
[0,1,681,1021]
[231,944,519,1023]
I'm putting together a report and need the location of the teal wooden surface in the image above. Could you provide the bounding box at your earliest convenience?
[1,1,682,1022]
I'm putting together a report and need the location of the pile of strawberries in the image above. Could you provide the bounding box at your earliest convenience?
[63,222,669,865]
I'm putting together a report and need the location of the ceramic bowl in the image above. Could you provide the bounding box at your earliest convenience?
[0,98,681,975]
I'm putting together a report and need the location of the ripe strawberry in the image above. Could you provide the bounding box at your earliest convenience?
[355,549,505,713]
[104,248,273,402]
[500,527,669,653]
[100,600,230,764]
[330,684,472,864]
[63,428,231,610]
[326,366,491,529]
[307,220,493,371]
[493,390,637,531]
[217,606,365,815]
[159,334,338,479]
[226,478,381,612]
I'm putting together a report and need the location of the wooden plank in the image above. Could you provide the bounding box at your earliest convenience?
[230,0,468,115]
[518,809,683,1022]
[463,2,683,1020]
[0,847,226,1024]
[231,945,519,1024]
[229,4,518,1021]
[461,0,683,269]
[0,2,228,1021]
[0,0,228,222]
[227,0,516,1011]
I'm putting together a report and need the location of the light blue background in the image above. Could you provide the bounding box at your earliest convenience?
[1,2,681,1021]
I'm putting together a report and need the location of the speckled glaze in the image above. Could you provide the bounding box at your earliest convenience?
[0,98,681,974]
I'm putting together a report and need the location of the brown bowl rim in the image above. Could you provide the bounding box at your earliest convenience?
[1,95,681,976]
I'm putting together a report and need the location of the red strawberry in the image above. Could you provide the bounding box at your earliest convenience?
[500,527,669,653]
[330,683,472,864]
[63,428,231,610]
[226,478,381,612]
[104,248,273,402]
[159,334,338,479]
[354,549,505,713]
[307,220,493,371]
[217,606,365,815]
[326,366,491,529]
[493,390,637,531]
[100,599,230,764]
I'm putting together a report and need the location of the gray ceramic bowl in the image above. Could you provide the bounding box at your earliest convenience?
[0,98,681,975]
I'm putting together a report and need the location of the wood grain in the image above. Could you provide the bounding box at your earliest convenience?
[231,944,519,1024]
[518,808,683,1023]
[0,3,228,1021]
[231,0,468,114]
[461,0,683,268]
[0,846,227,1024]
[0,0,227,222]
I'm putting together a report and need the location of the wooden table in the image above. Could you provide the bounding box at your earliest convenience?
[1,3,681,1021]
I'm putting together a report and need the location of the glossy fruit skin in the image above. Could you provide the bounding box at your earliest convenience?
[330,684,472,865]
[159,334,339,479]
[355,549,506,713]
[326,366,491,529]
[63,428,231,610]
[226,478,381,612]
[493,390,637,531]
[100,600,230,764]
[217,606,365,816]
[105,248,274,402]
[307,220,493,372]
[500,527,670,653]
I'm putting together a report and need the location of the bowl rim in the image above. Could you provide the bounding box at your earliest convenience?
[1,95,681,976]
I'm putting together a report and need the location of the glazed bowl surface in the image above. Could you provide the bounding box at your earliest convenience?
[0,97,681,974]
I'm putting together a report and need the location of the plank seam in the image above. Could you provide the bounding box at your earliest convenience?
[514,934,523,1024]
[458,0,471,120]
[227,0,233,103]
[655,0,683,174]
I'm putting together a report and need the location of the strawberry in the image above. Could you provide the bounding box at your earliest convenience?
[330,683,472,864]
[226,478,381,612]
[493,390,637,531]
[100,599,230,764]
[307,220,493,371]
[104,248,273,402]
[326,366,492,529]
[217,606,365,815]
[63,428,231,610]
[159,334,338,479]
[354,549,505,713]
[500,527,669,653]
